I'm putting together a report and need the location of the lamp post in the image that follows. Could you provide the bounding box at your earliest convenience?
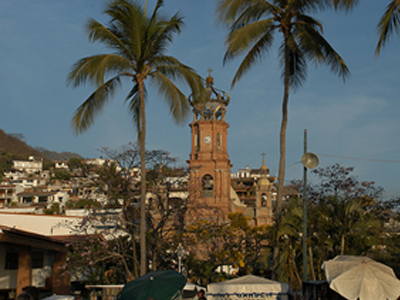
[301,129,319,283]
[176,243,185,273]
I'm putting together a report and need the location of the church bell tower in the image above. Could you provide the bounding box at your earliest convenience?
[187,71,232,218]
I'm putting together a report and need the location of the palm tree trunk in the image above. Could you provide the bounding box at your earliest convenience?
[277,36,290,221]
[139,80,147,276]
[273,34,291,278]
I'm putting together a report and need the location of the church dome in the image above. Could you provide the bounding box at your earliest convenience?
[257,177,270,189]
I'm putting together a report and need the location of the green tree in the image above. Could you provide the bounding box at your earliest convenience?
[216,0,349,274]
[280,164,384,285]
[376,0,400,55]
[52,169,71,180]
[274,197,303,290]
[303,164,382,279]
[315,196,380,256]
[67,157,84,169]
[0,151,14,180]
[67,0,204,275]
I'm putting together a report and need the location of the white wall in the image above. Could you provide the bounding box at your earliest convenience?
[0,213,85,236]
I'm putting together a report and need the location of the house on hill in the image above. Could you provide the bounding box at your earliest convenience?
[12,157,43,174]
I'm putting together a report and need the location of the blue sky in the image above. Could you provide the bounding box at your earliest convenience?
[1,0,399,199]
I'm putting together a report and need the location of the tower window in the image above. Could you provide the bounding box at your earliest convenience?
[216,133,221,149]
[202,174,214,197]
[202,174,214,190]
[261,194,267,207]
[195,125,200,151]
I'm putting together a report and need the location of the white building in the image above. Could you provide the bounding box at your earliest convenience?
[12,157,43,174]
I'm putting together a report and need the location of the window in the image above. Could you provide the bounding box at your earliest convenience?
[23,197,33,203]
[202,174,214,197]
[202,174,213,190]
[5,252,19,270]
[216,133,221,149]
[261,194,267,207]
[32,251,44,268]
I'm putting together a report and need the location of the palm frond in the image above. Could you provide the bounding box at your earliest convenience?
[152,56,204,88]
[328,0,359,11]
[71,76,125,134]
[85,18,134,61]
[150,71,190,124]
[277,34,308,89]
[148,0,165,26]
[217,0,271,26]
[229,1,273,30]
[216,0,252,25]
[105,0,148,60]
[224,19,275,87]
[126,83,144,139]
[294,18,349,82]
[376,0,400,56]
[67,54,133,88]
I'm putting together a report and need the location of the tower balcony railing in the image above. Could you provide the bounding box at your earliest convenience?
[202,190,214,197]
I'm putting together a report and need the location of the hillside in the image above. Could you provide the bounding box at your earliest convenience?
[0,129,82,168]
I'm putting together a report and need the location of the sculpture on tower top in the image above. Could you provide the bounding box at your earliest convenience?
[188,69,230,121]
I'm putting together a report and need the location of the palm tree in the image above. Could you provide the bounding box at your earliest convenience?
[216,0,349,226]
[376,0,400,55]
[216,0,349,276]
[315,196,381,256]
[67,0,204,276]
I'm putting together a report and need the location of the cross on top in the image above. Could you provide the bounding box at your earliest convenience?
[261,152,266,160]
[208,68,213,76]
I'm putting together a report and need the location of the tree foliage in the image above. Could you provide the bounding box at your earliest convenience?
[279,164,384,287]
[376,0,400,55]
[182,212,271,285]
[64,144,189,281]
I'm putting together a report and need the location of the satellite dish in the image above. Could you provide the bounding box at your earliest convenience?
[301,152,319,169]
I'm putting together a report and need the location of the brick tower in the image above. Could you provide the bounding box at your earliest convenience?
[187,71,232,219]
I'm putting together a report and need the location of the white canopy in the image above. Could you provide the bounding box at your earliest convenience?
[41,295,75,300]
[207,275,290,300]
[184,283,206,291]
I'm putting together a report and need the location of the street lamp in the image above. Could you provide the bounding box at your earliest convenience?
[176,243,185,273]
[301,129,319,283]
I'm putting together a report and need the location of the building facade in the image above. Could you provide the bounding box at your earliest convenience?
[187,73,233,219]
[187,73,276,225]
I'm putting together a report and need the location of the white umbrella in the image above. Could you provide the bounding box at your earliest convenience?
[322,255,400,300]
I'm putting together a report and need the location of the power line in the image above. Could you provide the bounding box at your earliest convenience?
[269,153,400,175]
[316,153,400,163]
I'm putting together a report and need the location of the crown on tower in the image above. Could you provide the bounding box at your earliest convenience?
[188,68,230,122]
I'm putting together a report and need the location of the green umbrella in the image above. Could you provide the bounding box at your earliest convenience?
[119,270,186,300]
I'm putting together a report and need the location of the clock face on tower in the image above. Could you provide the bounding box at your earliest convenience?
[204,135,212,144]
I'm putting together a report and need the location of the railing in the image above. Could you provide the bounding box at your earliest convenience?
[202,190,214,197]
